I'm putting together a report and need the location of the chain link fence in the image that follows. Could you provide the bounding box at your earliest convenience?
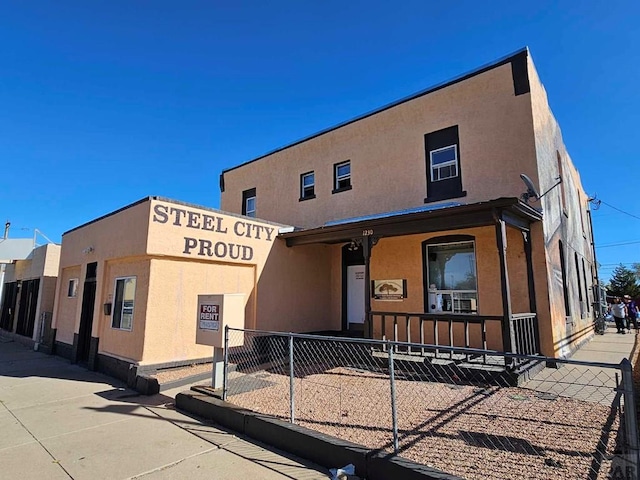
[222,327,639,480]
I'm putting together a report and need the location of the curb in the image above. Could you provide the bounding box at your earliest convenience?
[176,390,462,480]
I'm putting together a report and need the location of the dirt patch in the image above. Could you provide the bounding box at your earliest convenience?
[226,367,621,480]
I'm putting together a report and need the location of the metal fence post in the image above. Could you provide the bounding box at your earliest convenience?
[388,344,399,454]
[620,358,640,472]
[289,334,295,424]
[222,325,229,401]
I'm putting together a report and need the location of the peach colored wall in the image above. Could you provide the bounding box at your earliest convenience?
[5,244,60,282]
[147,199,281,275]
[257,240,335,332]
[332,225,530,350]
[96,258,150,363]
[52,201,150,346]
[221,62,537,229]
[528,58,596,357]
[54,266,81,344]
[54,197,296,366]
[141,258,255,365]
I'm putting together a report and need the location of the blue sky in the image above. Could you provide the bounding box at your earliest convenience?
[1,1,638,282]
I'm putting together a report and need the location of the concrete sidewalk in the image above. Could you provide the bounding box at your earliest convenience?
[522,323,638,403]
[0,338,329,480]
[568,321,637,364]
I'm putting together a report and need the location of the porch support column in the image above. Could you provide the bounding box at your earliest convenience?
[523,230,541,353]
[362,235,378,339]
[495,216,514,358]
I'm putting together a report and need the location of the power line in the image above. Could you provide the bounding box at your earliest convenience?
[596,240,640,248]
[600,200,640,221]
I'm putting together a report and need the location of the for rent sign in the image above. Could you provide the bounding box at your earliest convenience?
[199,304,220,331]
[195,294,245,348]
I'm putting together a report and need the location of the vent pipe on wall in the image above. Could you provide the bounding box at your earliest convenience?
[3,221,9,239]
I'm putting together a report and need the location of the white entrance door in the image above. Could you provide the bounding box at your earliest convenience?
[347,265,365,325]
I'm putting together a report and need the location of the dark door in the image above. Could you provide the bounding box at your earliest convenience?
[0,282,19,331]
[15,279,40,338]
[77,263,97,363]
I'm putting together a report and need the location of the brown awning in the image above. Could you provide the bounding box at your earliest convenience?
[279,197,542,246]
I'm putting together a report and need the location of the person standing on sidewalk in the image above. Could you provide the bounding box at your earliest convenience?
[611,297,627,334]
[624,295,639,330]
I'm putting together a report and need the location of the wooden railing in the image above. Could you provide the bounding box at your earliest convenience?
[369,311,539,367]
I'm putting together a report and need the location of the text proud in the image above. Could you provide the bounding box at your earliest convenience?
[152,203,276,262]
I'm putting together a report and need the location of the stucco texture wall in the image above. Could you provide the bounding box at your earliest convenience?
[142,258,255,365]
[257,241,334,332]
[528,58,596,357]
[54,266,81,344]
[358,225,532,351]
[221,62,537,229]
[96,258,150,363]
[5,244,60,282]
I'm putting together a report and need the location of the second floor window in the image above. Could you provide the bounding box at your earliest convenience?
[242,188,256,217]
[333,161,351,193]
[300,171,315,200]
[430,145,458,181]
[424,125,466,204]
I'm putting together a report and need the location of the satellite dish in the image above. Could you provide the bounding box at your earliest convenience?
[520,173,540,203]
[519,173,563,204]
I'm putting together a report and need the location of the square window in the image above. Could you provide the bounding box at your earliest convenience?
[333,161,351,193]
[112,277,136,331]
[242,188,256,217]
[300,171,315,200]
[430,145,458,182]
[67,278,78,297]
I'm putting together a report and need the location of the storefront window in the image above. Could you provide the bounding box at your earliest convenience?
[427,241,477,314]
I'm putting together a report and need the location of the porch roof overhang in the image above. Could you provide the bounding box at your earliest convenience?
[279,197,542,247]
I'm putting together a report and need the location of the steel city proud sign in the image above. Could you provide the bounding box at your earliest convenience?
[152,203,276,261]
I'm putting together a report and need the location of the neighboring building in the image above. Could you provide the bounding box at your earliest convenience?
[220,47,597,359]
[0,243,60,350]
[0,223,36,303]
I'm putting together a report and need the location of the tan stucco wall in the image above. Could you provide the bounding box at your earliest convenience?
[54,265,81,344]
[257,241,334,332]
[141,258,254,364]
[4,244,60,282]
[53,197,303,366]
[221,62,537,229]
[96,258,150,362]
[324,225,529,350]
[528,58,596,357]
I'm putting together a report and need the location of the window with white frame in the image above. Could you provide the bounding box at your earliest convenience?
[426,241,477,314]
[67,278,78,297]
[430,145,458,182]
[333,161,351,192]
[242,188,256,217]
[112,277,136,331]
[300,171,315,200]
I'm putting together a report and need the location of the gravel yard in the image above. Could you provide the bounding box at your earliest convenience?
[226,366,621,480]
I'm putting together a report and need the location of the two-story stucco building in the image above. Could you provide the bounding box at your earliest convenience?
[219,47,597,361]
[50,48,597,390]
